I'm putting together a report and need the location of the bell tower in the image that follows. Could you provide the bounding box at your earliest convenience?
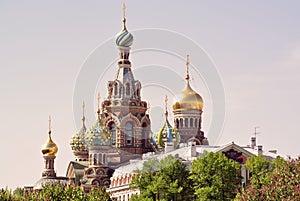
[102,4,153,156]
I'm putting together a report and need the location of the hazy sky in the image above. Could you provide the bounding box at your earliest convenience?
[0,1,299,189]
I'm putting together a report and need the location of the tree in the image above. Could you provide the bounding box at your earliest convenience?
[245,154,272,188]
[130,155,194,201]
[236,157,300,201]
[190,151,241,201]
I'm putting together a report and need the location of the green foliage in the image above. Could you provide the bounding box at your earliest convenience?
[190,151,241,201]
[130,155,194,201]
[0,183,111,201]
[0,188,14,201]
[245,154,272,188]
[237,157,300,201]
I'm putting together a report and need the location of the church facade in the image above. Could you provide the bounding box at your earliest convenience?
[33,5,282,200]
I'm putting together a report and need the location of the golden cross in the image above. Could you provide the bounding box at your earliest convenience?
[165,95,168,116]
[122,3,126,19]
[48,115,52,135]
[82,101,86,122]
[147,102,150,113]
[97,92,101,110]
[186,54,190,81]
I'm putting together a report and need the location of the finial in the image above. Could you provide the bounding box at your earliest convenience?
[185,55,190,81]
[82,101,86,123]
[48,115,52,136]
[122,3,127,29]
[164,95,168,117]
[97,92,101,120]
[147,102,150,114]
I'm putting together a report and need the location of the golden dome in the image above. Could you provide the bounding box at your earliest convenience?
[42,131,58,156]
[173,81,203,111]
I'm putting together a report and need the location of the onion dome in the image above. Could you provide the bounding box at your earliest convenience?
[85,120,111,147]
[115,3,133,47]
[157,96,180,147]
[85,93,111,147]
[41,116,58,156]
[173,55,203,111]
[70,102,87,152]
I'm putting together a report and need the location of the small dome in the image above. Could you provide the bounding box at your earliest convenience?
[115,28,133,47]
[70,124,87,152]
[42,131,58,156]
[86,121,111,147]
[173,81,203,111]
[157,117,179,148]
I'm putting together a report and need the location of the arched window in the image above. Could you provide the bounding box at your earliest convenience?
[180,118,183,128]
[126,83,130,96]
[195,119,198,129]
[185,118,188,128]
[142,123,147,147]
[126,122,133,145]
[175,119,179,129]
[190,118,193,127]
[114,83,118,96]
[110,123,116,146]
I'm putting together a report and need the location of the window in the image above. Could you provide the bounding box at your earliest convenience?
[142,123,147,147]
[110,123,116,146]
[180,118,183,128]
[114,83,118,96]
[126,83,130,96]
[185,118,188,128]
[126,122,133,145]
[195,119,198,129]
[190,118,193,127]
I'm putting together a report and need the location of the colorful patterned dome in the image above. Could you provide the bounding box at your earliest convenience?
[157,96,180,147]
[115,28,133,47]
[70,124,87,152]
[85,120,111,147]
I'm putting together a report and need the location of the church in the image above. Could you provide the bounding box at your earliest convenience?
[32,5,281,200]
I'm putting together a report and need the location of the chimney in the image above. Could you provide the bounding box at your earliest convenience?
[251,137,256,149]
[164,142,175,153]
[257,145,263,155]
[188,141,197,157]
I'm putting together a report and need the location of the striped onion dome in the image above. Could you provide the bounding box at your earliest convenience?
[115,27,133,47]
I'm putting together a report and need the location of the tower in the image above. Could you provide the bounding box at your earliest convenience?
[81,94,114,193]
[101,4,153,155]
[172,55,209,145]
[157,95,180,153]
[70,101,88,161]
[41,115,58,178]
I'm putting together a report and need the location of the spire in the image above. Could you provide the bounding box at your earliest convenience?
[165,95,168,117]
[48,115,52,137]
[147,102,151,114]
[185,55,190,81]
[122,3,127,30]
[97,92,101,121]
[82,101,86,125]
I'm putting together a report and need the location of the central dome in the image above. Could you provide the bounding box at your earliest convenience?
[172,81,203,111]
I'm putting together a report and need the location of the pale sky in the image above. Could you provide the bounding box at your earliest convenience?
[0,1,299,189]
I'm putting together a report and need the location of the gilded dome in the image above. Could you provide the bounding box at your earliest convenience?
[42,131,58,156]
[173,81,203,111]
